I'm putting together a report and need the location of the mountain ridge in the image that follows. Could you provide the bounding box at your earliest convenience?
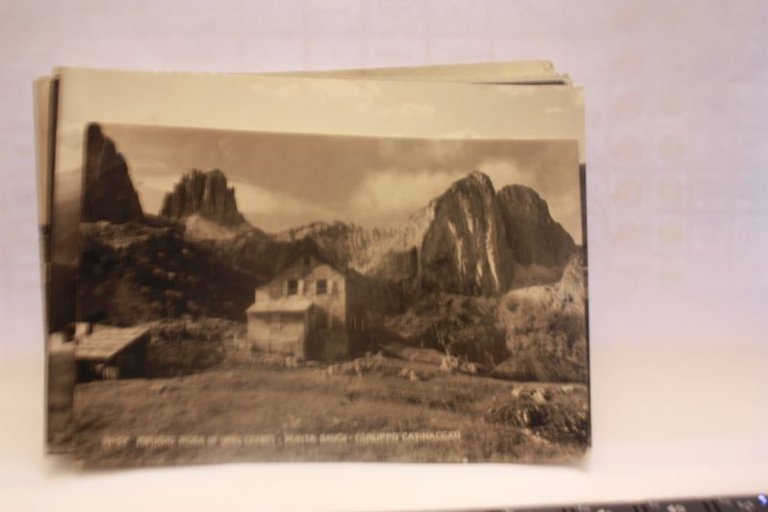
[270,170,576,296]
[160,169,246,226]
[79,129,579,325]
[82,124,144,224]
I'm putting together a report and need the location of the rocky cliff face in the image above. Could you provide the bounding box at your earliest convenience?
[497,185,575,267]
[276,171,575,297]
[420,171,513,295]
[82,124,144,223]
[160,169,244,226]
[276,221,420,281]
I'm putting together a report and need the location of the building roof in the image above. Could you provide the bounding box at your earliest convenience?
[274,247,361,281]
[247,297,314,314]
[75,325,150,362]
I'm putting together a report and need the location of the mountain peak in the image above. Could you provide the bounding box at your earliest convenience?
[467,170,493,186]
[420,169,511,295]
[498,184,549,212]
[449,170,495,194]
[82,123,144,224]
[496,184,575,267]
[160,169,245,226]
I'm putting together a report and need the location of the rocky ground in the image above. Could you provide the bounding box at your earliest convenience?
[495,254,588,383]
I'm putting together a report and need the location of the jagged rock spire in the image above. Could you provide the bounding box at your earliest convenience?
[160,169,244,226]
[82,123,144,223]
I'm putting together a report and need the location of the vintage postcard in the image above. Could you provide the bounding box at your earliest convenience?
[36,63,571,453]
[43,68,586,461]
[73,124,587,465]
[273,60,570,85]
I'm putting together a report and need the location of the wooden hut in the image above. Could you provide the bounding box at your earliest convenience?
[75,325,150,382]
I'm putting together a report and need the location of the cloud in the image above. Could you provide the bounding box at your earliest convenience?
[350,170,464,217]
[133,171,183,215]
[133,172,180,197]
[476,159,527,190]
[105,124,582,236]
[233,180,336,228]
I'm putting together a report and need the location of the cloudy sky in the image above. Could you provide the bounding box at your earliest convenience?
[102,124,582,242]
[51,70,582,265]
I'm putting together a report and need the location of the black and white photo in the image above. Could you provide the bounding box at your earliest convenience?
[70,123,588,465]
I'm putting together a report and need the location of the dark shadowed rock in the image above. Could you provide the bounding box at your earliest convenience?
[78,221,257,325]
[420,171,513,295]
[82,124,144,224]
[160,169,245,226]
[497,184,575,267]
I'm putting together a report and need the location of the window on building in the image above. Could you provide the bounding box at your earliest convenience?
[270,313,282,330]
[287,279,298,295]
[316,279,328,295]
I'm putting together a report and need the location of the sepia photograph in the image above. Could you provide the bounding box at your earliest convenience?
[42,69,573,454]
[68,123,588,465]
[42,69,585,457]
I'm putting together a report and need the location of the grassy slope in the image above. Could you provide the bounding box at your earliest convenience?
[74,357,588,467]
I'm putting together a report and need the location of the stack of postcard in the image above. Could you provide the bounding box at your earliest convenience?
[34,61,589,467]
